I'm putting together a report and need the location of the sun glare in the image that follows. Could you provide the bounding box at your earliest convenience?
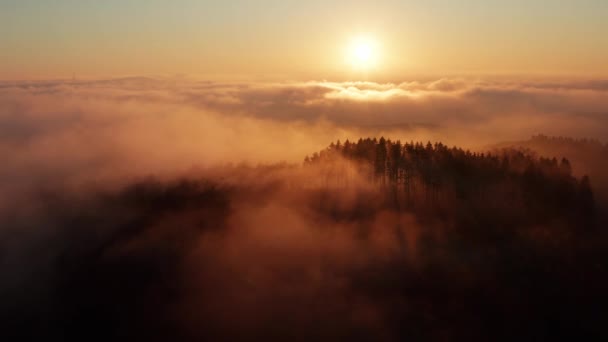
[349,36,379,70]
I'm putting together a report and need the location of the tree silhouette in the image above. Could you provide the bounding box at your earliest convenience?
[305,137,596,229]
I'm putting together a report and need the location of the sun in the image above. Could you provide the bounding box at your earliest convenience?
[348,36,379,70]
[354,42,372,62]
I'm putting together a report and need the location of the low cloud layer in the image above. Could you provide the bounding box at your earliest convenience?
[2,77,607,188]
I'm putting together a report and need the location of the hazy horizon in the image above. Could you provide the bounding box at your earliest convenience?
[2,2,608,341]
[3,1,608,80]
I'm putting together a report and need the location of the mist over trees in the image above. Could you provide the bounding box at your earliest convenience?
[305,137,596,231]
[1,136,606,341]
[498,135,608,210]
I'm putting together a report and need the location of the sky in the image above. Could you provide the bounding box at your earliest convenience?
[2,0,607,80]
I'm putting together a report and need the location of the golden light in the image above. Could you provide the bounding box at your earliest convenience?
[354,43,372,62]
[348,36,379,70]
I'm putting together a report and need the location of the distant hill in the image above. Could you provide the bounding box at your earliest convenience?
[493,135,608,208]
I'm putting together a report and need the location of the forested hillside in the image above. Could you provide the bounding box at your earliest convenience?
[305,137,596,230]
[3,137,607,341]
[496,135,608,208]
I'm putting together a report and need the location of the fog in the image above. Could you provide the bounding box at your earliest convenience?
[1,77,607,340]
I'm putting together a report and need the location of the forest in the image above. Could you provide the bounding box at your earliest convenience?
[2,136,607,341]
[499,134,608,208]
[305,137,596,230]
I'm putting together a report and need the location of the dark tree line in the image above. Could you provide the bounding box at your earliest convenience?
[305,137,596,229]
[529,134,608,152]
[512,134,608,212]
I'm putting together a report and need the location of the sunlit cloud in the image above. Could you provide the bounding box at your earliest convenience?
[1,76,607,195]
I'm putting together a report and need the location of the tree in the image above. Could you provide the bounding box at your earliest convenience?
[560,158,572,176]
[578,175,595,227]
[375,137,388,185]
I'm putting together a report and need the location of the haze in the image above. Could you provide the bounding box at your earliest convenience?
[2,2,608,341]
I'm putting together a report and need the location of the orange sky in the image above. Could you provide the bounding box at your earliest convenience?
[2,1,607,80]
